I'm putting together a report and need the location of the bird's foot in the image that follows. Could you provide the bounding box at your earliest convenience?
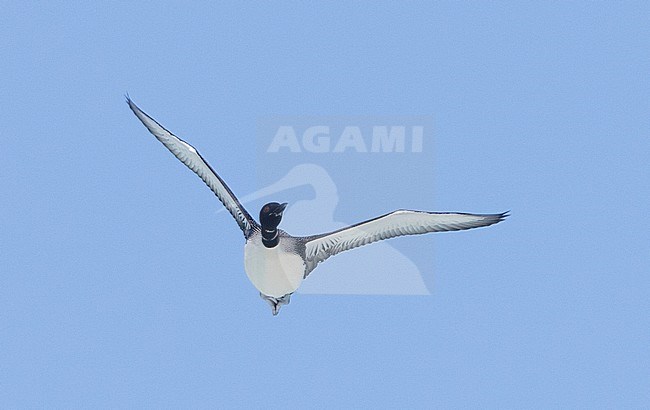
[259,292,292,316]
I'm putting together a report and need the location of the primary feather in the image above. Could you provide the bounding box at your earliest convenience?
[127,97,257,236]
[301,210,508,275]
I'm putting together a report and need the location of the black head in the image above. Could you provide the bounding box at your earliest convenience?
[259,202,288,229]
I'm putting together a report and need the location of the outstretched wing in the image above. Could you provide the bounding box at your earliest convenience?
[127,97,258,236]
[301,210,508,274]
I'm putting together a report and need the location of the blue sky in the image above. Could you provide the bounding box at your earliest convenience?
[1,1,648,407]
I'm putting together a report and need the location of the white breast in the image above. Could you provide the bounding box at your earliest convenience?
[244,236,305,297]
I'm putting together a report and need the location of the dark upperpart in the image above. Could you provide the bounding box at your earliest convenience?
[259,202,288,248]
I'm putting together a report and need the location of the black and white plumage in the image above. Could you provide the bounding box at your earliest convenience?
[127,98,508,315]
[301,210,507,276]
[127,97,257,236]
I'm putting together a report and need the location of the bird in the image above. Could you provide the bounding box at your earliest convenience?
[127,97,508,315]
[219,164,430,295]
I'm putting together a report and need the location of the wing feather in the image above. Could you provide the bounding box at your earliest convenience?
[301,210,508,274]
[127,97,257,236]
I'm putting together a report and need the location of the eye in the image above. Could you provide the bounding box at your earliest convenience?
[263,206,270,213]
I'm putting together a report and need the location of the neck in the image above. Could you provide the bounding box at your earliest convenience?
[261,226,279,248]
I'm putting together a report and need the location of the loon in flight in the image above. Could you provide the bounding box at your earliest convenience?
[127,98,508,315]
